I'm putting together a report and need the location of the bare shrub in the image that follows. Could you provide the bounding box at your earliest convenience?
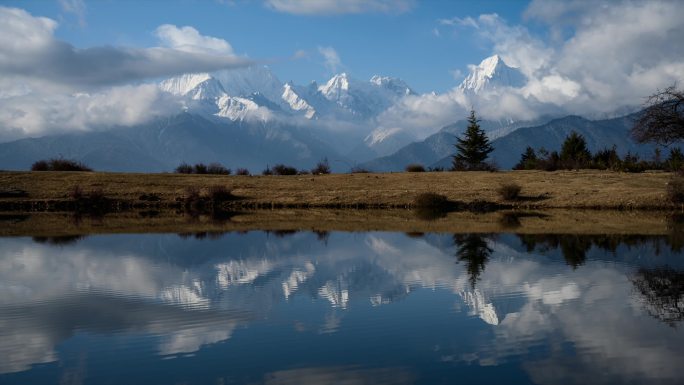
[207,163,231,175]
[405,163,426,172]
[207,185,237,202]
[272,164,298,175]
[32,158,91,172]
[193,163,208,174]
[312,159,331,174]
[236,168,250,176]
[175,163,193,174]
[413,193,450,209]
[497,183,522,201]
[667,177,684,204]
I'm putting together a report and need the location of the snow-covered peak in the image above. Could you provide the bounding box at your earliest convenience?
[319,73,351,99]
[370,75,414,96]
[159,73,214,96]
[458,55,526,94]
[281,82,316,119]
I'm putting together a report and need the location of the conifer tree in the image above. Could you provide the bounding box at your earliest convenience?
[453,110,494,170]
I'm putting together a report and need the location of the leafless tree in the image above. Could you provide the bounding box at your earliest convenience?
[632,83,684,145]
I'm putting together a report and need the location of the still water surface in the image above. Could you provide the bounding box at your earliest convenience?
[1,230,683,384]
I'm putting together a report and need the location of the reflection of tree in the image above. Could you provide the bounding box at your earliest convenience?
[454,234,493,288]
[518,234,595,269]
[632,266,684,327]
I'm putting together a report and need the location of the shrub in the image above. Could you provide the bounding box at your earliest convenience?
[32,158,91,172]
[428,166,445,172]
[193,163,208,174]
[312,158,331,174]
[497,183,522,201]
[236,168,250,176]
[667,177,684,204]
[31,160,49,171]
[272,164,298,175]
[207,163,231,175]
[262,166,273,176]
[413,192,451,209]
[207,185,237,202]
[175,163,193,174]
[405,163,426,172]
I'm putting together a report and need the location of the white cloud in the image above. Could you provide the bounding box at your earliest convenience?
[155,24,234,55]
[0,7,250,89]
[399,0,684,128]
[0,84,183,140]
[318,46,342,73]
[265,0,415,15]
[0,7,254,139]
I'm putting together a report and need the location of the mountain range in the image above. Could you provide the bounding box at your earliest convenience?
[0,55,661,172]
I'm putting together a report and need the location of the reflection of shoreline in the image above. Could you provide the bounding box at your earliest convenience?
[1,209,675,238]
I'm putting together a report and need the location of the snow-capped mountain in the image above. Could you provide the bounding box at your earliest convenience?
[318,72,415,120]
[281,82,316,119]
[458,55,526,94]
[158,67,414,124]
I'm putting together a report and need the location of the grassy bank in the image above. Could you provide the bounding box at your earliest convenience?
[0,169,674,210]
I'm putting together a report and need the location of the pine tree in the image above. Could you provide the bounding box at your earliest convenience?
[559,131,591,169]
[514,146,538,170]
[453,110,494,170]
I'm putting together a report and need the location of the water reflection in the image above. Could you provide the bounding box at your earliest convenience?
[1,230,683,384]
[454,234,493,288]
[632,267,684,327]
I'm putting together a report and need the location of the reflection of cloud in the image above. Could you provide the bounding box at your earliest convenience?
[0,294,249,374]
[263,365,415,385]
[2,232,684,383]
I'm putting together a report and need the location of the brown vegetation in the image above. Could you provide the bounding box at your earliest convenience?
[0,169,675,210]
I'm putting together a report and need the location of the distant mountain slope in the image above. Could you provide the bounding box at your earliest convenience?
[358,119,543,172]
[0,113,343,172]
[429,114,659,170]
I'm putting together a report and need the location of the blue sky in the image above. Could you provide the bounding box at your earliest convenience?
[5,0,533,93]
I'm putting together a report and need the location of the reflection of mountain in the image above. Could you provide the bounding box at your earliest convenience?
[1,232,684,383]
[633,267,684,327]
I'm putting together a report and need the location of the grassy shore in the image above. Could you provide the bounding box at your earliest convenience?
[0,170,674,210]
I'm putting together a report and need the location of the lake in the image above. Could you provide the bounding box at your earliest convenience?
[1,227,683,384]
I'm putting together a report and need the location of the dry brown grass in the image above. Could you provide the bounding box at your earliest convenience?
[0,169,673,209]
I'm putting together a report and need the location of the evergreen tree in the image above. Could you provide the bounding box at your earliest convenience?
[514,146,538,170]
[560,131,591,169]
[453,110,494,170]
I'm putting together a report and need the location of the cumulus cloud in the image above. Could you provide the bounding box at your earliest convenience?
[0,7,250,89]
[155,24,234,55]
[265,0,415,15]
[318,46,342,73]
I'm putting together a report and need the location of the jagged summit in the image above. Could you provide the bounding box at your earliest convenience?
[370,75,415,96]
[458,54,526,94]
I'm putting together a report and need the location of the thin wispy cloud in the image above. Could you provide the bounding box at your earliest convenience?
[58,0,86,27]
[318,46,342,74]
[264,0,415,15]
